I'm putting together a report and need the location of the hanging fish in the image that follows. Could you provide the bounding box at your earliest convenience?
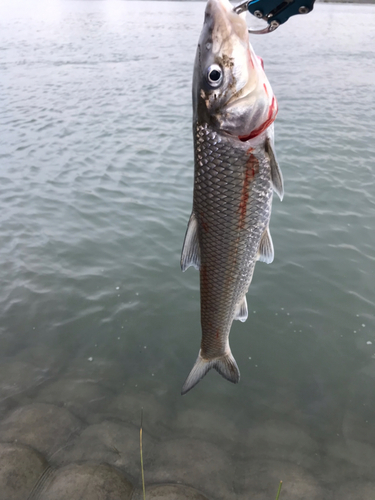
[180,0,283,394]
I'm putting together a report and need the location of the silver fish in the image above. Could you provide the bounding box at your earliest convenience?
[180,0,283,395]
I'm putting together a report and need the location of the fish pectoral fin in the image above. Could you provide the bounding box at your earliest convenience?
[265,136,284,201]
[180,212,201,272]
[234,296,248,322]
[181,348,240,395]
[257,226,274,264]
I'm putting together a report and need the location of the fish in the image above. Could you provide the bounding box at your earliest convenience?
[180,0,283,395]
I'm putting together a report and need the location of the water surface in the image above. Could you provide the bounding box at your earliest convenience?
[1,1,375,498]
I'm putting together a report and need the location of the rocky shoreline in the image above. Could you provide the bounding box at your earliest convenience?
[1,347,375,499]
[0,351,213,500]
[0,439,209,500]
[0,350,326,500]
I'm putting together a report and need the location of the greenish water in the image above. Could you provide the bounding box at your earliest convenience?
[1,0,375,498]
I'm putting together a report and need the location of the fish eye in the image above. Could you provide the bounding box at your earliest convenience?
[207,64,223,88]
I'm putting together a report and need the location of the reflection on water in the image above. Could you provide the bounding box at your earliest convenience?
[1,0,375,498]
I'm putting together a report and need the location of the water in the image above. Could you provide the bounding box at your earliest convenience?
[1,0,375,498]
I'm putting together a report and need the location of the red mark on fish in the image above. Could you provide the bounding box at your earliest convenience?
[238,97,278,142]
[202,221,209,233]
[238,153,259,228]
[200,212,209,232]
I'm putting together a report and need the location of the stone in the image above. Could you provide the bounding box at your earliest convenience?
[0,396,15,422]
[333,480,375,500]
[146,438,233,500]
[342,362,375,445]
[38,462,134,500]
[64,356,125,391]
[0,330,17,357]
[318,439,358,486]
[245,419,319,467]
[132,484,209,500]
[52,420,156,480]
[0,403,82,458]
[171,408,240,451]
[235,459,325,500]
[17,346,64,376]
[105,391,173,438]
[35,377,112,421]
[0,442,48,500]
[342,439,375,472]
[0,360,47,401]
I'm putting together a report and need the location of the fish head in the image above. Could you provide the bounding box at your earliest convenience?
[193,0,277,141]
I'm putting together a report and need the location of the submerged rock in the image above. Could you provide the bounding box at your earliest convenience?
[0,403,82,457]
[245,419,319,467]
[52,420,156,479]
[146,438,232,500]
[132,484,209,500]
[105,391,172,438]
[0,397,14,422]
[0,330,17,358]
[236,459,325,500]
[333,480,375,500]
[0,442,48,500]
[17,345,64,377]
[343,363,375,445]
[0,360,47,401]
[35,377,112,421]
[172,408,240,451]
[37,462,134,500]
[64,356,125,391]
[326,435,375,481]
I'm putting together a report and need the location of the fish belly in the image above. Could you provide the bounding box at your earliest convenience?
[193,122,273,359]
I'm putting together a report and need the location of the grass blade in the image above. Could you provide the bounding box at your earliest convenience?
[140,409,146,500]
[275,481,282,500]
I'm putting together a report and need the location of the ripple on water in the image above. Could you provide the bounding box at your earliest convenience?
[1,1,375,498]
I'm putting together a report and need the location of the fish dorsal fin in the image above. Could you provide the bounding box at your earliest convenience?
[257,226,274,264]
[265,137,284,201]
[234,296,248,322]
[181,212,201,272]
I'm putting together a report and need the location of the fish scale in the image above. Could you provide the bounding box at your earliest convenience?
[194,123,273,359]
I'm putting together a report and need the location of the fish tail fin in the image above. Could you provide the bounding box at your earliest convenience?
[181,348,240,395]
[213,349,240,384]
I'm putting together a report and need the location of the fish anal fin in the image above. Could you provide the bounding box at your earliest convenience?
[258,226,274,264]
[266,136,284,201]
[181,212,201,272]
[234,295,248,322]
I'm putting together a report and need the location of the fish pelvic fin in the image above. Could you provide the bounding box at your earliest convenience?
[257,226,274,264]
[181,348,240,395]
[234,295,248,322]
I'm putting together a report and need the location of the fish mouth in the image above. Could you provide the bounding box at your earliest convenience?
[204,0,249,46]
[206,0,233,16]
